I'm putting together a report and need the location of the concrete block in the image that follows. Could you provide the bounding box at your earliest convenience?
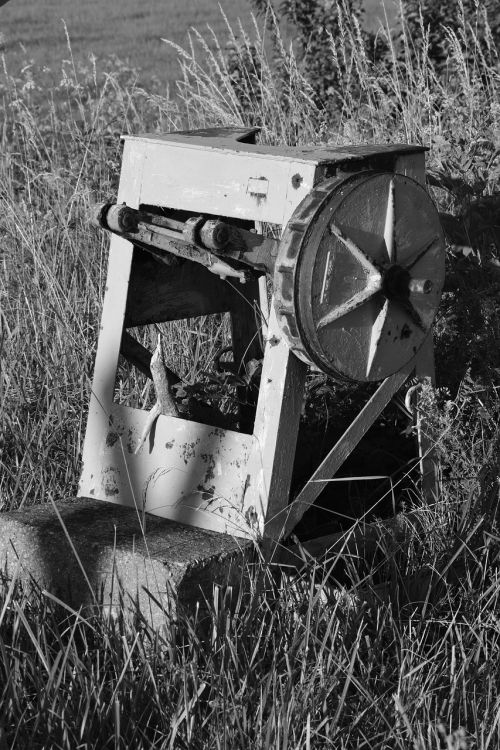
[0,498,252,628]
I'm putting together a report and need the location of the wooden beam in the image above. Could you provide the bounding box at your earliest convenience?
[282,363,414,538]
[244,306,308,541]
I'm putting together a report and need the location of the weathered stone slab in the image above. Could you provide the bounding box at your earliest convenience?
[0,498,251,628]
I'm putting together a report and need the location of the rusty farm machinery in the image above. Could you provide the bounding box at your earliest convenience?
[79,127,445,543]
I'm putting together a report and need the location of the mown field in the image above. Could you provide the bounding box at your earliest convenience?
[0,0,391,89]
[1,0,500,747]
[0,0,254,88]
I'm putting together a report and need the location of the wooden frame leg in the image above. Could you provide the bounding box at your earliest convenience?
[244,306,307,541]
[78,235,134,498]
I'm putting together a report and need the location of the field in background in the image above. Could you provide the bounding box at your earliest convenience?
[0,0,394,90]
[0,0,254,90]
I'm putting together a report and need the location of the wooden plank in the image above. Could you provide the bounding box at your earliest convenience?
[84,404,256,538]
[244,306,308,540]
[133,138,318,225]
[126,132,425,166]
[281,363,414,538]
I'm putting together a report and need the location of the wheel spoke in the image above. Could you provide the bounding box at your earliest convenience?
[316,280,381,330]
[383,178,395,262]
[330,222,381,275]
[365,298,390,378]
[405,235,440,270]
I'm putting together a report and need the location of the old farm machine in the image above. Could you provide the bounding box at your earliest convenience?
[79,127,445,542]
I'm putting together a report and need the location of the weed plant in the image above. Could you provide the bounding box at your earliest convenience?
[1,1,500,747]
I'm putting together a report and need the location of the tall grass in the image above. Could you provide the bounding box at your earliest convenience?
[162,9,323,144]
[1,2,500,747]
[1,531,500,748]
[0,55,183,509]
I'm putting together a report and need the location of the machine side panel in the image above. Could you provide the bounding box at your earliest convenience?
[135,141,317,225]
[83,404,257,538]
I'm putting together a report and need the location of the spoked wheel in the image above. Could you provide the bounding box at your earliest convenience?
[274,172,446,382]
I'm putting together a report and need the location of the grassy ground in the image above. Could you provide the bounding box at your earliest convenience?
[0,0,393,91]
[0,0,255,89]
[1,0,500,747]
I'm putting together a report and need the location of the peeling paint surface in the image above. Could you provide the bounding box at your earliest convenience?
[81,404,256,538]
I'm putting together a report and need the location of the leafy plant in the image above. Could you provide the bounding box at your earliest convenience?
[400,0,500,75]
[249,0,385,110]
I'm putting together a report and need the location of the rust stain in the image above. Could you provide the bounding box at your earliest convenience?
[200,486,215,502]
[182,441,197,465]
[245,505,258,527]
[126,427,137,453]
[105,417,125,448]
[209,428,225,438]
[201,452,216,483]
[102,467,120,497]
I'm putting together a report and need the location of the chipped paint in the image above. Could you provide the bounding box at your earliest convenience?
[84,403,257,537]
[102,467,120,497]
[200,452,216,483]
[182,441,197,465]
[106,432,120,448]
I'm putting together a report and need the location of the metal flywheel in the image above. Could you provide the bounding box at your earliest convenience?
[274,172,446,382]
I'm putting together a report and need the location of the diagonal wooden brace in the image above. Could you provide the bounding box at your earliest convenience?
[281,361,415,538]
